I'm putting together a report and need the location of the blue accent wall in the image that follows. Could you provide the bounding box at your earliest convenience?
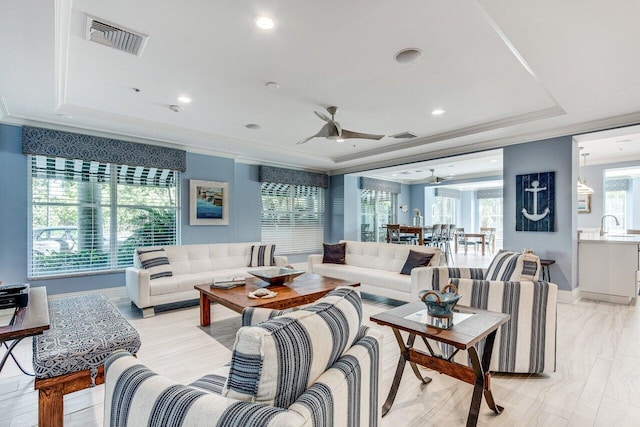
[503,136,577,291]
[0,124,263,294]
[328,175,345,243]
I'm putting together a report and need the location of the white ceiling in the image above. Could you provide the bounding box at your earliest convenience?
[2,0,640,174]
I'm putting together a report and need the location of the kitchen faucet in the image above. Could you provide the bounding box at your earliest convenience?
[600,215,620,236]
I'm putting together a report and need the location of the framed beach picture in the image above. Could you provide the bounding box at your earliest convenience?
[189,180,229,225]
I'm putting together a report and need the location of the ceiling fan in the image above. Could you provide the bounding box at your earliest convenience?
[423,169,447,184]
[296,106,385,145]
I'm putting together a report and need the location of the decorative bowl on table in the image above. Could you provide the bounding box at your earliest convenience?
[418,284,461,318]
[248,267,305,286]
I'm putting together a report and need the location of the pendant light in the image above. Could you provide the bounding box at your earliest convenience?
[577,150,594,195]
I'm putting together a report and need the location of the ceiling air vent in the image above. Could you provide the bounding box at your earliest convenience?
[85,16,148,56]
[389,131,418,139]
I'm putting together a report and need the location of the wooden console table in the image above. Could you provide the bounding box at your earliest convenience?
[370,302,510,427]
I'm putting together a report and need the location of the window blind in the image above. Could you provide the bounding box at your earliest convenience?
[29,155,180,278]
[261,182,325,254]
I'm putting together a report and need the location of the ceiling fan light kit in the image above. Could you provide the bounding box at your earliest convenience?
[296,106,385,145]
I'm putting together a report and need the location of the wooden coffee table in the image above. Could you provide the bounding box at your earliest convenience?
[370,302,510,427]
[195,273,359,326]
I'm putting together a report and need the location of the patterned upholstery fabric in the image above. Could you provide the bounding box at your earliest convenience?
[448,277,557,374]
[137,248,173,280]
[33,294,141,379]
[223,287,363,408]
[250,244,276,267]
[104,290,383,427]
[428,266,486,291]
[484,250,541,281]
[241,307,300,327]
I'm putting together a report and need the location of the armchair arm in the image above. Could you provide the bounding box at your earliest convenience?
[307,254,323,273]
[288,326,383,427]
[448,278,558,374]
[125,267,151,309]
[104,351,305,427]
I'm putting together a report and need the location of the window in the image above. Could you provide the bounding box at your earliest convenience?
[432,196,456,224]
[604,178,627,233]
[479,198,503,240]
[261,183,325,254]
[360,190,397,242]
[29,155,180,277]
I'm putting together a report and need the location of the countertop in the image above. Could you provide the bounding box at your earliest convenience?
[579,234,640,244]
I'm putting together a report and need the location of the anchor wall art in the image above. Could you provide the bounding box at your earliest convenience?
[516,171,555,232]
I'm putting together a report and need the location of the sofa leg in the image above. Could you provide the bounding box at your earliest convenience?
[142,307,155,318]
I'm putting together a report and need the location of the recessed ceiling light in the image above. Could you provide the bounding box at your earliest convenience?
[255,16,275,30]
[245,123,261,130]
[56,113,73,119]
[431,109,445,116]
[265,81,280,90]
[177,96,191,103]
[395,48,423,64]
[336,138,345,143]
[490,159,498,163]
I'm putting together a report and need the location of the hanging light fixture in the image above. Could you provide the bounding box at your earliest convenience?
[577,149,594,194]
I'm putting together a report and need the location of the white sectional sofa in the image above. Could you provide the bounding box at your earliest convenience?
[308,240,444,302]
[126,242,287,316]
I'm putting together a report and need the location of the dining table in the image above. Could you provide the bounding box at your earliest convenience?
[454,232,491,255]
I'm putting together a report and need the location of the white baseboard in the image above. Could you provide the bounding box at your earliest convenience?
[579,290,634,305]
[557,288,581,304]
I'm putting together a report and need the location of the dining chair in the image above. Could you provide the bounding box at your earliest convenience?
[455,227,478,254]
[386,224,414,244]
[480,227,496,254]
[424,224,442,246]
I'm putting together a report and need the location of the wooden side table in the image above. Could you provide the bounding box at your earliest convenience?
[540,259,556,281]
[370,302,510,427]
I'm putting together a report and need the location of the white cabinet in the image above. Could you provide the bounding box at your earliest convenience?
[578,240,639,303]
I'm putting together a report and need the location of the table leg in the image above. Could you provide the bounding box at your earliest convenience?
[466,330,503,426]
[382,329,431,417]
[480,235,485,256]
[199,293,211,327]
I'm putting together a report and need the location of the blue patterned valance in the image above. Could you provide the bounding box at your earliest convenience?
[259,166,328,188]
[435,188,460,199]
[359,177,401,194]
[22,126,186,172]
[477,188,503,199]
[605,178,629,192]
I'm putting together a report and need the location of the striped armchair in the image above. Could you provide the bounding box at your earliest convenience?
[104,287,383,427]
[415,251,557,374]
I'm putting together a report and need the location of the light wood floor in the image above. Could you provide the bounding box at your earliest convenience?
[2,251,640,426]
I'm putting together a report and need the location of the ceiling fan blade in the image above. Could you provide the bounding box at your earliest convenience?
[341,129,384,140]
[334,121,342,137]
[296,123,332,145]
[296,136,316,145]
[314,111,332,123]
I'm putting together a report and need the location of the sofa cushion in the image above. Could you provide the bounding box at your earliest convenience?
[323,242,346,264]
[341,240,440,272]
[137,248,173,280]
[222,287,362,408]
[149,268,251,296]
[250,244,276,267]
[400,250,434,275]
[484,250,540,281]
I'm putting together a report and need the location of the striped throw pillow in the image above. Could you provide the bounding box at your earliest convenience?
[137,248,173,280]
[484,250,540,281]
[223,287,363,408]
[250,244,276,267]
